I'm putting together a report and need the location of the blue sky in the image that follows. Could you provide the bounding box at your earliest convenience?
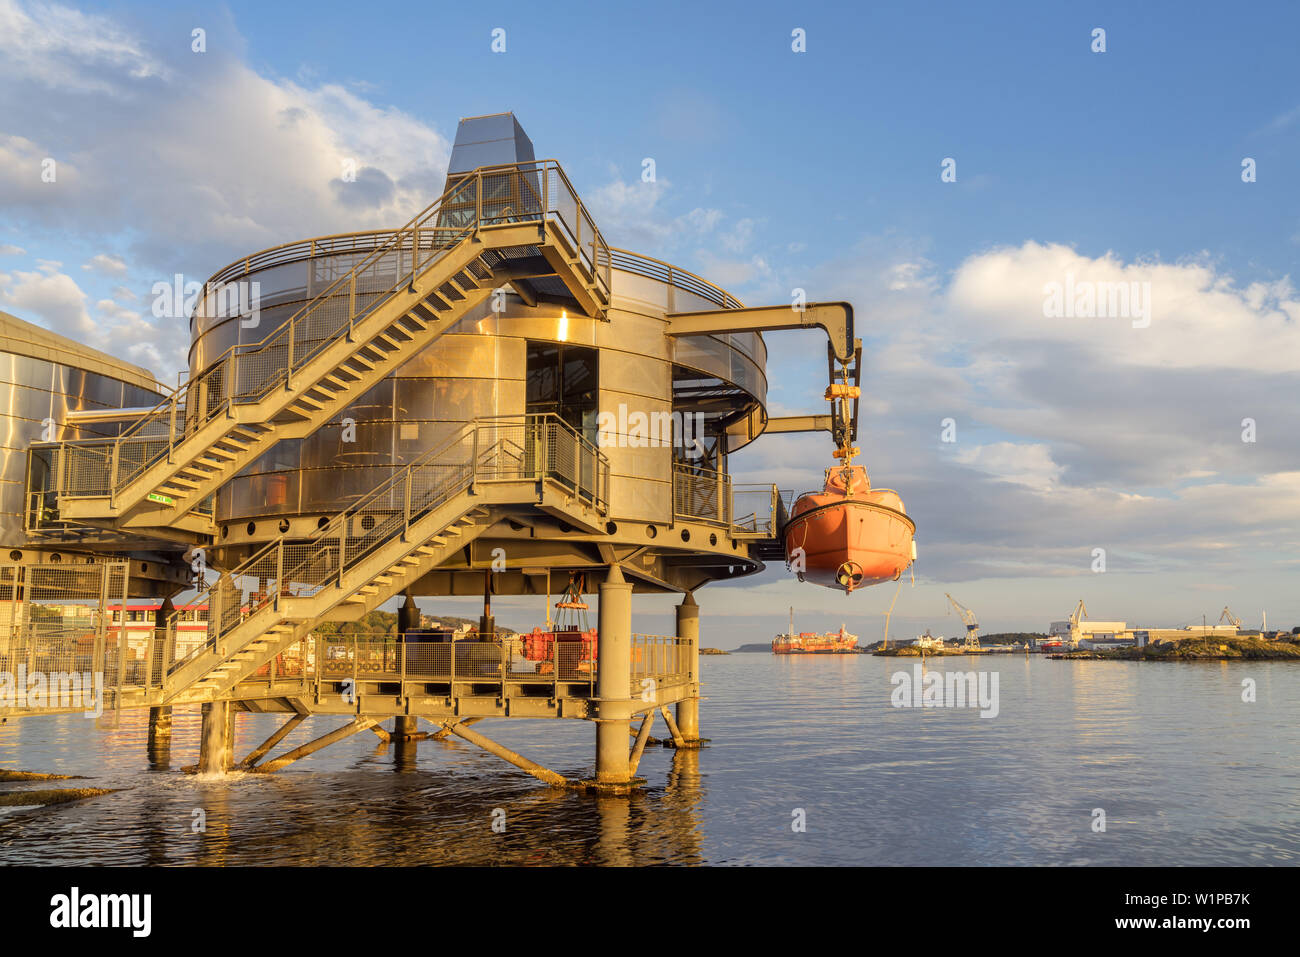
[2,0,1299,643]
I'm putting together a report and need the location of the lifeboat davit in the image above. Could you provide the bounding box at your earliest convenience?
[783,464,915,593]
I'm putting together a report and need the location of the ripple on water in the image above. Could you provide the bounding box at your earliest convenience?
[0,655,1298,864]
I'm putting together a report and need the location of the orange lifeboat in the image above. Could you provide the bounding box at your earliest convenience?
[783,464,915,593]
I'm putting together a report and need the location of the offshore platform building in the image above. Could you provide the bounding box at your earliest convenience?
[4,113,859,789]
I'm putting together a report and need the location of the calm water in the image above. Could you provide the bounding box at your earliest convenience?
[1,654,1296,865]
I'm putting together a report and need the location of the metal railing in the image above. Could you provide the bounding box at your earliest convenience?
[0,622,694,718]
[42,159,611,508]
[672,465,787,539]
[630,635,692,682]
[164,414,609,681]
[731,484,790,537]
[672,463,731,526]
[607,248,743,309]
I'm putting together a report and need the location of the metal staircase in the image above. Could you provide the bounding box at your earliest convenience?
[34,161,611,539]
[161,415,609,703]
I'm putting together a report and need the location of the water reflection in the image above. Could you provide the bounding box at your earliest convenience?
[1,656,1297,865]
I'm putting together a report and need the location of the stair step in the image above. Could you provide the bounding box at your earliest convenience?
[195,456,225,469]
[169,477,203,489]
[206,447,240,460]
[324,373,355,389]
[348,355,376,371]
[376,333,405,350]
[295,394,327,410]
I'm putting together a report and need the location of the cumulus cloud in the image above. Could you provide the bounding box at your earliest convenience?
[0,1,452,282]
[0,267,95,339]
[731,236,1300,594]
[83,253,127,275]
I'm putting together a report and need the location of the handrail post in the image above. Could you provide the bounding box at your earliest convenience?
[348,274,356,342]
[274,541,283,612]
[402,467,412,541]
[475,170,482,228]
[285,319,295,392]
[471,425,479,489]
[351,636,358,710]
[166,394,178,463]
[409,226,420,292]
[108,441,120,504]
[337,523,347,588]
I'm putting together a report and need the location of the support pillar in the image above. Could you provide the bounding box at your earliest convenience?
[198,700,232,774]
[478,569,495,640]
[395,594,421,746]
[398,593,420,633]
[146,706,172,770]
[594,564,634,788]
[675,591,700,741]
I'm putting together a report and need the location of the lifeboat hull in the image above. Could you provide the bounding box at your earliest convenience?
[784,474,915,592]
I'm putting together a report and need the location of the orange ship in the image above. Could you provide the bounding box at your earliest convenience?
[784,464,915,593]
[772,609,858,654]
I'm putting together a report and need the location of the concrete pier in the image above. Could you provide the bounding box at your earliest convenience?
[594,565,633,788]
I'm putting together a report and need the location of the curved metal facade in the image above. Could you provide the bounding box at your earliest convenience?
[0,311,164,548]
[190,237,764,545]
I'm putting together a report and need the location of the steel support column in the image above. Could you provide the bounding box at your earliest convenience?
[675,591,700,741]
[198,700,232,773]
[594,564,633,786]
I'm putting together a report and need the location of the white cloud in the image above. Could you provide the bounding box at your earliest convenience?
[0,3,452,277]
[0,0,167,94]
[83,253,127,276]
[955,442,1063,491]
[0,243,24,256]
[0,267,94,338]
[947,241,1300,372]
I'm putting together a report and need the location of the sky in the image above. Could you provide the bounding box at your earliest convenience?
[1,0,1299,645]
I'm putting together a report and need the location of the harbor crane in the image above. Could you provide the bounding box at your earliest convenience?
[1219,606,1242,629]
[945,593,980,650]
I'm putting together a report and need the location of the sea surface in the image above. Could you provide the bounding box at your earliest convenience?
[1,653,1296,865]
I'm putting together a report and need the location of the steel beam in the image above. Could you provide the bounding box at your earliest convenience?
[764,415,833,434]
[237,712,307,769]
[665,302,857,363]
[252,717,380,773]
[438,720,567,788]
[628,711,655,776]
